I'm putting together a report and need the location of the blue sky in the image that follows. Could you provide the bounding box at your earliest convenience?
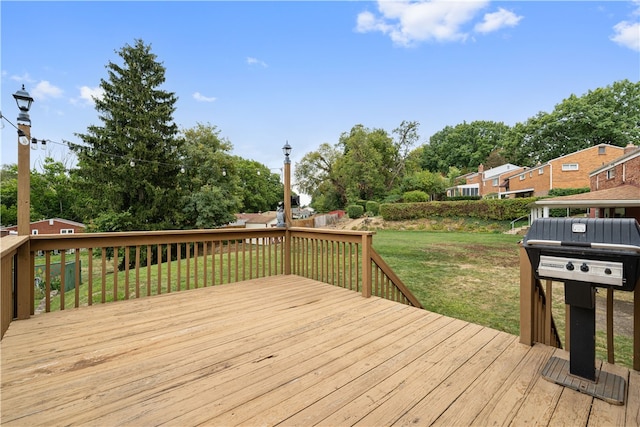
[2,1,639,198]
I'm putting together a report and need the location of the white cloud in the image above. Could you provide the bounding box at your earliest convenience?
[611,1,640,52]
[356,0,525,46]
[247,57,268,67]
[31,80,63,100]
[611,20,640,51]
[10,73,35,83]
[78,85,105,105]
[475,7,523,34]
[193,92,217,102]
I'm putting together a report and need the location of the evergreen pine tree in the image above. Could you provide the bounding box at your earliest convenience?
[74,39,182,230]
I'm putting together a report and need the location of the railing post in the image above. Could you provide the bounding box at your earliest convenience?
[361,233,372,298]
[16,240,31,320]
[634,282,640,371]
[284,229,291,275]
[519,243,534,345]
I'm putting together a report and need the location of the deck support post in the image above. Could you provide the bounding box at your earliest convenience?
[16,241,31,319]
[519,243,534,345]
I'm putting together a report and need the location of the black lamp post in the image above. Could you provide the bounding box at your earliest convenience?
[282,141,292,226]
[13,85,34,236]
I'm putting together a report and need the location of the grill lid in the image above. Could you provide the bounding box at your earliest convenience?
[523,218,640,252]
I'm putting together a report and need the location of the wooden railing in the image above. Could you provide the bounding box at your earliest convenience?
[289,228,422,308]
[1,227,422,339]
[519,244,640,370]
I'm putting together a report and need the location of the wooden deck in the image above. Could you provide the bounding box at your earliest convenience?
[2,275,639,426]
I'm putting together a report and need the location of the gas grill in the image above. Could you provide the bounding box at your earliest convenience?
[523,218,640,405]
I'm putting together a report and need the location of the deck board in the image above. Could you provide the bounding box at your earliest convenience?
[1,275,635,426]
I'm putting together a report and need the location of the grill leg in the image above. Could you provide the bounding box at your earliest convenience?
[564,281,596,381]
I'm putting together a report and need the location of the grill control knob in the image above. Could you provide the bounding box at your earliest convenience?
[580,263,589,272]
[605,268,612,275]
[566,262,575,271]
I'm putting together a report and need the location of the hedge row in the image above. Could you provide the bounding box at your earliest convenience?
[379,198,537,221]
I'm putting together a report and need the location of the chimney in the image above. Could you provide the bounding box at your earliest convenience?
[478,164,484,173]
[624,143,639,155]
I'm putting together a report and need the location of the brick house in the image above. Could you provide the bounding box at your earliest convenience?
[447,163,525,198]
[531,144,640,222]
[503,144,626,198]
[1,218,85,237]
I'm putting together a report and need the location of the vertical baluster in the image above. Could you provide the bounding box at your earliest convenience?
[45,251,51,312]
[211,241,217,285]
[221,240,225,284]
[186,243,191,290]
[146,245,152,297]
[157,245,162,295]
[235,241,240,282]
[113,247,119,302]
[203,242,208,288]
[135,246,140,299]
[167,243,172,292]
[87,248,93,306]
[124,246,130,300]
[176,244,181,292]
[75,249,81,307]
[60,251,66,310]
[193,242,199,289]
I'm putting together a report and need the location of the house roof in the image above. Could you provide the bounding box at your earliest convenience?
[590,146,640,176]
[234,212,277,224]
[482,163,521,180]
[534,184,640,208]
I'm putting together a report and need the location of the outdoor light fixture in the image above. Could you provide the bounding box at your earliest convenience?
[17,129,29,145]
[282,141,292,164]
[13,84,34,125]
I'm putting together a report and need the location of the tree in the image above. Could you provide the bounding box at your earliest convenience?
[30,158,80,222]
[420,121,510,174]
[503,79,640,166]
[179,123,240,228]
[0,164,18,226]
[294,143,345,211]
[73,39,182,231]
[233,157,283,213]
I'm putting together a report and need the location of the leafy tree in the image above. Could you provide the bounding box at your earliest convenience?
[401,170,446,201]
[420,121,510,174]
[179,123,240,228]
[389,120,421,189]
[0,164,18,226]
[30,158,80,221]
[72,39,182,231]
[294,143,345,211]
[504,79,640,166]
[234,158,283,213]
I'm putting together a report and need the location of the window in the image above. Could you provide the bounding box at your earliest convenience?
[607,169,616,179]
[492,178,499,186]
[60,229,74,234]
[562,163,579,171]
[529,171,533,178]
[539,168,544,175]
[519,174,525,181]
[599,146,606,155]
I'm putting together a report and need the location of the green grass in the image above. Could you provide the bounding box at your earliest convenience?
[373,230,523,335]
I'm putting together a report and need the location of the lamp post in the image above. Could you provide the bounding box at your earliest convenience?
[282,141,292,225]
[13,85,34,236]
[282,141,292,275]
[13,85,34,320]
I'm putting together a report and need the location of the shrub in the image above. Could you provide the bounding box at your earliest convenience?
[346,204,364,219]
[379,197,537,221]
[403,190,429,203]
[366,201,380,216]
